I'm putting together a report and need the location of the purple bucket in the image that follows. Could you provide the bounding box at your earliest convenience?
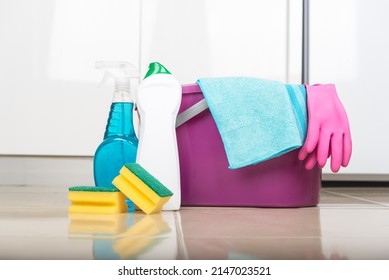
[176,84,321,207]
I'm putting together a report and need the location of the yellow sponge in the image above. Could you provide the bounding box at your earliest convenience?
[68,186,128,214]
[112,163,173,215]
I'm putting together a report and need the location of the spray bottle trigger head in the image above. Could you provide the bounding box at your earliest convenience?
[95,61,139,90]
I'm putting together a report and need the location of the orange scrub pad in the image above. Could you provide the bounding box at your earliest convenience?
[112,163,173,215]
[68,186,128,214]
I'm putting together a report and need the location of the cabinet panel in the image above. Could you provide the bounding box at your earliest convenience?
[0,0,140,156]
[310,0,389,175]
[0,0,301,156]
[141,0,301,84]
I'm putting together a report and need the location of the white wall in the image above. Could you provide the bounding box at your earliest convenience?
[3,1,386,184]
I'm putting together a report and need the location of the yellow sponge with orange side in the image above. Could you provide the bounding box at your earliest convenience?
[68,186,128,214]
[112,163,173,215]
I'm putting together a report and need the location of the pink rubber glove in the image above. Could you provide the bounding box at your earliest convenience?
[298,84,352,172]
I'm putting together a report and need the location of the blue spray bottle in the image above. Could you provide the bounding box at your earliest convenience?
[94,61,139,211]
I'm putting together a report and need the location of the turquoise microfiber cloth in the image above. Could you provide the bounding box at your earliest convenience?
[197,77,307,169]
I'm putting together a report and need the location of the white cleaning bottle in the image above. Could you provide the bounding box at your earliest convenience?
[136,62,182,211]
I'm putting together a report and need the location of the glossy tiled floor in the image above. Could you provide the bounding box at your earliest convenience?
[0,183,389,260]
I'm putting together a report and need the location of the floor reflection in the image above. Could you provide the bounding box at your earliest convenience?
[179,207,324,260]
[1,185,388,260]
[68,212,178,260]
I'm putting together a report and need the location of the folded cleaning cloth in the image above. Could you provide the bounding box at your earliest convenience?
[197,77,307,169]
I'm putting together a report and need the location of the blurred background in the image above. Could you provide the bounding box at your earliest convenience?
[0,0,388,186]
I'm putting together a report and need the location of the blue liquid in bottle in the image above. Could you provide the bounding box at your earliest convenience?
[94,102,138,212]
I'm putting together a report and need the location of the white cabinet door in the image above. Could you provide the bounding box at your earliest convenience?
[0,0,301,156]
[0,0,141,156]
[310,0,389,177]
[141,0,302,84]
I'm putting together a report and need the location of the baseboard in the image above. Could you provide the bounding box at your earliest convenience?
[322,173,389,182]
[1,156,389,186]
[0,156,94,186]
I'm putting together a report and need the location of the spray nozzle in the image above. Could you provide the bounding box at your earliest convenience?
[96,61,139,92]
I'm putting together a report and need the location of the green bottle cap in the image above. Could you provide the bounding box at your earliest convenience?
[144,62,171,79]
